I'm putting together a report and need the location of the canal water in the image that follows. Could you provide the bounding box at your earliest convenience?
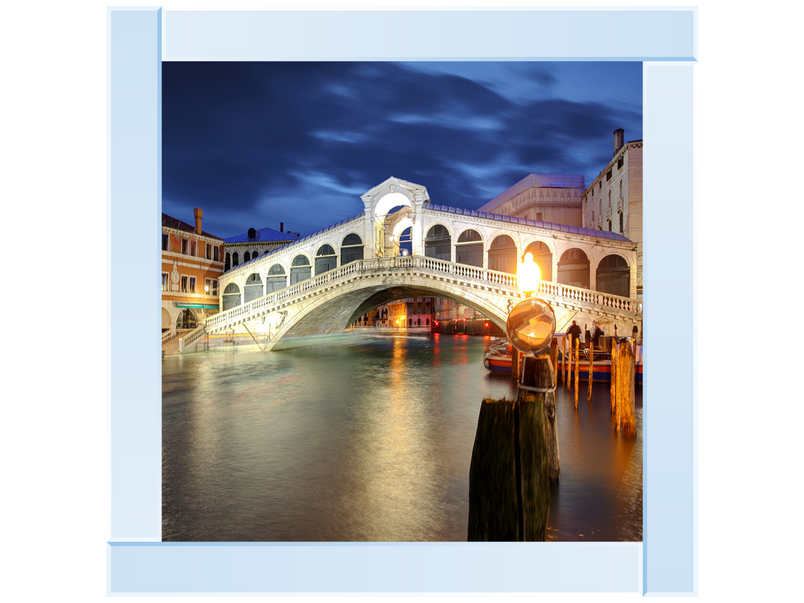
[162,333,642,542]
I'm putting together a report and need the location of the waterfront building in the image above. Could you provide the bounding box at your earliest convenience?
[223,224,300,271]
[476,173,585,227]
[162,209,225,335]
[388,298,435,330]
[582,129,643,298]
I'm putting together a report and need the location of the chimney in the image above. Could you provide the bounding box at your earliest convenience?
[193,208,203,234]
[280,222,284,232]
[613,128,624,156]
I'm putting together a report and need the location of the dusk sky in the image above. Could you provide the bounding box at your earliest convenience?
[162,61,642,240]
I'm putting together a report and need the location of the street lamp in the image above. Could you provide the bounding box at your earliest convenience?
[506,252,556,387]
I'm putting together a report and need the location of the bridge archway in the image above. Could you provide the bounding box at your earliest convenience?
[244,273,263,302]
[290,254,311,285]
[455,228,483,267]
[424,224,451,260]
[596,254,630,297]
[315,244,337,275]
[266,264,286,293]
[488,234,517,274]
[222,283,241,310]
[558,248,590,289]
[341,233,364,264]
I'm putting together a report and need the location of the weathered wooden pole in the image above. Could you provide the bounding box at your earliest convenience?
[562,335,567,386]
[616,344,637,437]
[610,340,618,414]
[468,354,552,540]
[574,338,580,408]
[511,350,520,381]
[550,339,559,387]
[588,341,594,402]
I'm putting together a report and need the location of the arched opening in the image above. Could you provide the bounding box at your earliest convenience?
[222,283,241,311]
[176,308,197,329]
[596,254,631,297]
[455,229,483,267]
[340,233,364,265]
[524,240,553,282]
[557,248,590,289]
[290,255,311,285]
[488,234,517,274]
[232,252,240,267]
[244,251,251,262]
[266,264,287,293]
[315,244,338,275]
[225,252,231,271]
[244,273,263,302]
[424,225,451,260]
[162,307,171,332]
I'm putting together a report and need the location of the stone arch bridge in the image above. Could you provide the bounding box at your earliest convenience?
[177,177,642,352]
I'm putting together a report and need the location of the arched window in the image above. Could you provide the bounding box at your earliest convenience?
[248,227,257,239]
[424,225,451,261]
[341,233,364,265]
[266,264,287,293]
[244,273,263,302]
[225,252,231,271]
[244,251,251,262]
[619,210,624,233]
[489,235,518,274]
[619,180,623,198]
[315,244,337,275]
[222,283,241,310]
[455,229,483,267]
[232,252,239,267]
[290,255,311,285]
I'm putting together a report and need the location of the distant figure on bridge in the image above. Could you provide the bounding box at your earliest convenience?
[567,320,582,346]
[592,323,604,347]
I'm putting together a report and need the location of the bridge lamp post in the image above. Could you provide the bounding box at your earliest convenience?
[507,252,556,383]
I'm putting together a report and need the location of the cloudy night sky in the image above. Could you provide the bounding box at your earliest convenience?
[162,61,642,240]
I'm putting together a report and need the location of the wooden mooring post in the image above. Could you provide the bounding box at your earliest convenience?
[615,343,637,437]
[588,342,594,402]
[610,340,618,414]
[468,354,554,541]
[574,338,580,408]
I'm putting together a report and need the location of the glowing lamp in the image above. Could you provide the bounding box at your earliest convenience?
[517,252,540,297]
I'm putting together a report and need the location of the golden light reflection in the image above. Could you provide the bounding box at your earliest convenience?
[517,252,541,296]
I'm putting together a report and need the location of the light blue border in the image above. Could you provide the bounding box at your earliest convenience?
[108,7,696,596]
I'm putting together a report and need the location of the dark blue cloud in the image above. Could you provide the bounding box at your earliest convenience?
[163,61,642,238]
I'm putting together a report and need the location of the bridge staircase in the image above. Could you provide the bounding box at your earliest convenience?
[175,256,643,353]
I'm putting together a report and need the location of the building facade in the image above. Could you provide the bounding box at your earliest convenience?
[162,209,225,334]
[477,173,585,226]
[582,129,643,298]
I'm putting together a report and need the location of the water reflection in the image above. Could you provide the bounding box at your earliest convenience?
[163,334,641,542]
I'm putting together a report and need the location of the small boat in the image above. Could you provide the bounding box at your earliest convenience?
[483,337,643,384]
[483,338,513,374]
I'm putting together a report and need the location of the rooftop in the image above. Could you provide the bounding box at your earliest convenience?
[225,227,301,245]
[478,173,586,214]
[161,213,222,241]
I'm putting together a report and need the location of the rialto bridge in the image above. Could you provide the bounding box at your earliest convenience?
[177,177,642,353]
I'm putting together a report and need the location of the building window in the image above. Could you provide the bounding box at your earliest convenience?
[205,278,212,295]
[189,277,196,293]
[181,238,188,254]
[181,275,188,292]
[536,212,543,221]
[190,240,197,256]
[619,211,624,233]
[608,219,612,232]
[214,246,220,262]
[162,273,168,291]
[206,243,211,260]
[618,156,624,170]
[608,190,612,207]
[212,280,219,296]
[606,169,612,181]
[162,234,169,251]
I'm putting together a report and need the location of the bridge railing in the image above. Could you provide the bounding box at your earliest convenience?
[201,255,641,334]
